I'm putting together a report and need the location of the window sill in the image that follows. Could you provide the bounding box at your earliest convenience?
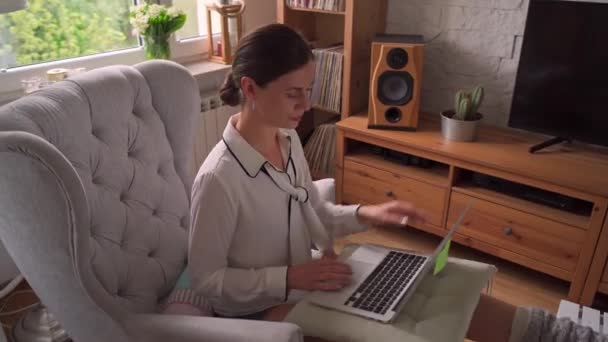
[0,57,230,106]
[182,59,230,78]
[0,48,146,105]
[182,59,231,95]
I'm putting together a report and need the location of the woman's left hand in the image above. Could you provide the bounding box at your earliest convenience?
[356,200,430,228]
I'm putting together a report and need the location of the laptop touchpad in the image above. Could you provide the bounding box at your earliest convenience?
[348,245,387,265]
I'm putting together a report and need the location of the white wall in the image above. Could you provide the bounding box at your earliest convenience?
[386,0,529,126]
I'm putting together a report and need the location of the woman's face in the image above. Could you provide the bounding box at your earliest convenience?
[246,61,315,130]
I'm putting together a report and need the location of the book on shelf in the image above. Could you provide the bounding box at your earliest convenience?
[286,0,345,12]
[311,45,344,114]
[303,122,337,179]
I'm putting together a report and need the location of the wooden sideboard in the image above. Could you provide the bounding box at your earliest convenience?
[581,213,608,304]
[335,114,608,304]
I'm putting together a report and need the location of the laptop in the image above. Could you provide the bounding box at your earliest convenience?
[307,203,472,323]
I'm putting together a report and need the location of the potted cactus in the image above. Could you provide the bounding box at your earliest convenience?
[440,86,485,142]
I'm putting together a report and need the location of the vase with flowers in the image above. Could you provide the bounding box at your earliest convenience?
[130,3,187,60]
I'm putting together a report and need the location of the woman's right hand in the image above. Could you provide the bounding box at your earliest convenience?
[287,258,353,292]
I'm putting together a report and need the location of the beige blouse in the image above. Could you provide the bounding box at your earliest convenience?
[188,114,367,316]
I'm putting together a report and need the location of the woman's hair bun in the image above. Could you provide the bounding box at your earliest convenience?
[219,71,241,107]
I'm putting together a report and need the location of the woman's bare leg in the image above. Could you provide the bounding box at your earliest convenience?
[264,304,332,342]
[467,294,518,342]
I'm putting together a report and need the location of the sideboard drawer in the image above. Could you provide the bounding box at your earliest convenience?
[448,192,585,273]
[342,159,446,227]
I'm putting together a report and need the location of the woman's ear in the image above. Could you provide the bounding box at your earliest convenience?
[240,76,258,104]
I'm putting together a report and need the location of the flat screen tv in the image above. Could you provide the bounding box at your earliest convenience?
[509,0,608,150]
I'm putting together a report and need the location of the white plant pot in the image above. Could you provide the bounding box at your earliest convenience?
[440,110,483,142]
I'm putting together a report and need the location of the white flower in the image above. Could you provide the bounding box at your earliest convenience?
[137,14,150,25]
[167,7,183,18]
[148,4,163,18]
[130,4,146,16]
[132,14,150,33]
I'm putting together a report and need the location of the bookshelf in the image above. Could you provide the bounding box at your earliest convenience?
[278,0,387,119]
[285,6,346,15]
[277,0,388,179]
[284,0,347,14]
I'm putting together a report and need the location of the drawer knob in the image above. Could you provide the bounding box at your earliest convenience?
[503,227,513,236]
[385,191,395,198]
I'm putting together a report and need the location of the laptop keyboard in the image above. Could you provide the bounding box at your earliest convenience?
[344,251,427,315]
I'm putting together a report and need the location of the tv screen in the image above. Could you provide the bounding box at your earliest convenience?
[509,0,608,147]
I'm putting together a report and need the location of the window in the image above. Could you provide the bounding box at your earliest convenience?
[0,0,139,70]
[0,0,249,100]
[0,0,211,98]
[0,0,227,71]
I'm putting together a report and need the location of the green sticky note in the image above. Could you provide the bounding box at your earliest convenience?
[434,240,451,275]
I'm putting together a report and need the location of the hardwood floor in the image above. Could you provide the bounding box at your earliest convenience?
[335,226,570,313]
[0,281,39,338]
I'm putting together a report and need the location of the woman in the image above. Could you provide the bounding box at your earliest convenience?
[187,23,427,321]
[186,23,606,342]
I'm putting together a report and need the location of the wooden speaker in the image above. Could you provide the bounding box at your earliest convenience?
[368,34,424,130]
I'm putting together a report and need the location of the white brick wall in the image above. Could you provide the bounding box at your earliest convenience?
[386,0,529,126]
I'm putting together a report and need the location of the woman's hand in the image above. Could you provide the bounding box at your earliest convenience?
[356,200,430,228]
[287,258,352,292]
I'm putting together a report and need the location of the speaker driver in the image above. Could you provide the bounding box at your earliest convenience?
[385,107,402,123]
[377,71,413,106]
[387,48,408,69]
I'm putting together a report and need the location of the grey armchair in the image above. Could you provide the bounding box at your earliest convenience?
[0,60,302,342]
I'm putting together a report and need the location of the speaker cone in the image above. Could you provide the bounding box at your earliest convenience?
[377,71,413,106]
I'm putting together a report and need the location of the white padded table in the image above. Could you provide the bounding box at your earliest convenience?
[285,245,497,342]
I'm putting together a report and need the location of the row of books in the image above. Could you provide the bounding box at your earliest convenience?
[286,0,345,12]
[311,46,344,114]
[303,123,336,179]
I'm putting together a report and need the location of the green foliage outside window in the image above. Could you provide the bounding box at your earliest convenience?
[0,0,138,68]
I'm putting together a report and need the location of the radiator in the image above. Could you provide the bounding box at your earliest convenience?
[192,93,240,176]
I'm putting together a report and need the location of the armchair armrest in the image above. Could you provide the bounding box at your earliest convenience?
[123,313,303,342]
[0,132,129,342]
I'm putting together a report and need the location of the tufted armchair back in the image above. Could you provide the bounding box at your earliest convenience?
[0,60,200,317]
